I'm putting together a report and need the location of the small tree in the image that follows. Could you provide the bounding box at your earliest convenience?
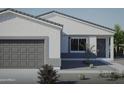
[86,44,96,67]
[81,43,95,65]
[37,64,59,84]
[114,24,124,56]
[86,44,95,61]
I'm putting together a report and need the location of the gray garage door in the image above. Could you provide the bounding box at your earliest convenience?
[0,40,44,68]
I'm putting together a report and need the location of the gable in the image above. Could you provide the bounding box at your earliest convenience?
[39,12,115,35]
[0,9,63,30]
[0,11,61,59]
[0,12,61,36]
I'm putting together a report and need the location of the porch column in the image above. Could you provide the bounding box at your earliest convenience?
[106,37,110,58]
[89,36,97,55]
[110,36,114,60]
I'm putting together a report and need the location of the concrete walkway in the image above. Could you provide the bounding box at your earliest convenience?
[59,62,124,74]
[58,69,115,74]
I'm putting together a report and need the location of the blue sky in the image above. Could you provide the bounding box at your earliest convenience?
[16,8,124,29]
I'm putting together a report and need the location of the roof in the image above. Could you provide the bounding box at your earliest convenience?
[0,9,63,28]
[37,11,115,31]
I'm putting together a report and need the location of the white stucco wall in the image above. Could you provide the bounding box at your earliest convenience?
[61,34,68,53]
[106,37,110,58]
[89,36,97,55]
[41,14,114,35]
[0,12,61,59]
[40,13,114,53]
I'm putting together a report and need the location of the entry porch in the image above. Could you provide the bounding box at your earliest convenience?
[61,36,114,61]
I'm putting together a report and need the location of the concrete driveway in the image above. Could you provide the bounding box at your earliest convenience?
[0,69,38,84]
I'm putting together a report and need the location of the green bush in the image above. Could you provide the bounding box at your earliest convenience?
[89,64,94,68]
[99,72,109,78]
[99,72,122,81]
[121,73,124,78]
[109,72,121,81]
[37,64,59,84]
[79,74,86,80]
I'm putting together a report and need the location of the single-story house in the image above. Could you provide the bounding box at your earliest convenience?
[0,9,115,69]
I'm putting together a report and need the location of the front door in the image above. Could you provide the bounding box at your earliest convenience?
[97,39,106,58]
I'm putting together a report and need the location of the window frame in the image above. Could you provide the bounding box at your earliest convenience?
[70,37,88,53]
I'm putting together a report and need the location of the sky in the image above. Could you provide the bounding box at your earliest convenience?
[16,8,124,30]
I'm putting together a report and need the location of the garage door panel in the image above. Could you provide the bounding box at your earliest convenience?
[28,61,35,67]
[4,61,11,67]
[0,55,4,60]
[4,48,10,53]
[37,48,44,53]
[28,47,35,53]
[28,54,35,60]
[0,48,3,53]
[20,61,27,67]
[21,54,27,60]
[37,54,44,60]
[11,54,20,60]
[12,48,20,53]
[0,40,44,68]
[11,61,19,67]
[0,62,4,67]
[37,61,43,67]
[4,55,10,60]
[21,48,27,53]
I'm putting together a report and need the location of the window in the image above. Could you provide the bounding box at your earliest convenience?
[70,37,86,52]
[71,39,78,51]
[79,39,86,51]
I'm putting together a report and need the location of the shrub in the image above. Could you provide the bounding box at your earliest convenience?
[109,72,120,81]
[37,64,59,84]
[89,64,94,68]
[99,72,122,81]
[99,72,110,78]
[79,74,86,80]
[121,73,124,78]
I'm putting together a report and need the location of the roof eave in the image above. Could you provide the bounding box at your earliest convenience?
[37,10,115,32]
[0,8,63,29]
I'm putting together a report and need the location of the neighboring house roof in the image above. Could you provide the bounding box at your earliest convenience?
[37,11,115,32]
[0,8,63,28]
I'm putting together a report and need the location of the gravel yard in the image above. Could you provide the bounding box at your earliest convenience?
[0,59,124,84]
[0,69,124,84]
[114,58,124,65]
[58,73,124,84]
